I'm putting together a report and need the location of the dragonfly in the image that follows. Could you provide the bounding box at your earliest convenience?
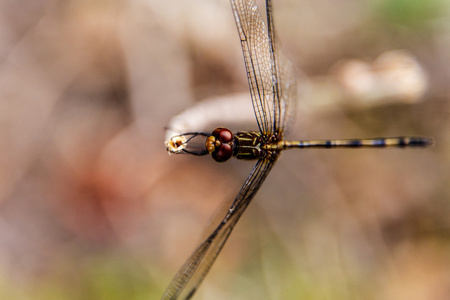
[162,0,432,299]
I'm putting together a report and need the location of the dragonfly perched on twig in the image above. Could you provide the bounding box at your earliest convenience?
[162,0,432,299]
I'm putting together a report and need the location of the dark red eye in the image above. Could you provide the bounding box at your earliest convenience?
[218,128,233,143]
[212,127,222,137]
[212,144,232,162]
[218,143,232,159]
[212,128,233,143]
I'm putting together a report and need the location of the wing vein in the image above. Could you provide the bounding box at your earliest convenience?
[161,158,275,299]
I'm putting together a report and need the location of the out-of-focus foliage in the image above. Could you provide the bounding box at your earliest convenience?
[376,0,444,27]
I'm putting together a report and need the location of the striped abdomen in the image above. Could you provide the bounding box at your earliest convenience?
[282,137,433,149]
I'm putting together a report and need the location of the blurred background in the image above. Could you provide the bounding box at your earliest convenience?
[0,0,448,299]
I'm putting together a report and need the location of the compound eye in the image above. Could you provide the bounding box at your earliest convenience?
[218,128,233,143]
[212,128,233,143]
[212,143,232,162]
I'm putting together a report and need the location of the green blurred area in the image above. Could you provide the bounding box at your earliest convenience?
[376,0,444,27]
[0,253,163,300]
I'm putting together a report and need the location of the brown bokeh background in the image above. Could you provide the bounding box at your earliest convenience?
[0,0,448,299]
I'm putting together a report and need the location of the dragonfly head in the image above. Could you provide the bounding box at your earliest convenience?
[207,128,234,162]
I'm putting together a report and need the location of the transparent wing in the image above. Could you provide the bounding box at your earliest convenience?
[272,26,298,135]
[266,0,298,135]
[161,158,275,300]
[231,0,298,136]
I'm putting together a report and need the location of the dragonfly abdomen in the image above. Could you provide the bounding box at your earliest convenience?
[282,137,433,149]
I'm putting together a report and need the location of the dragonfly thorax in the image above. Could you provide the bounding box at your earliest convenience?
[233,131,268,160]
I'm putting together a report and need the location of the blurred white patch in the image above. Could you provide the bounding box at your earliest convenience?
[165,135,187,154]
[334,50,428,105]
